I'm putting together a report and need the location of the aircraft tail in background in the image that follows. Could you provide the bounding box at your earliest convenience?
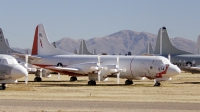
[0,28,22,54]
[31,24,73,56]
[78,40,94,55]
[154,27,191,55]
[197,35,200,54]
[145,43,154,54]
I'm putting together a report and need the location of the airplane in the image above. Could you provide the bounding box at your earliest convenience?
[153,27,200,73]
[13,24,181,86]
[0,54,28,90]
[0,28,55,81]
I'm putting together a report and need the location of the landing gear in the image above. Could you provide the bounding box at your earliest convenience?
[70,76,77,82]
[125,80,133,85]
[34,77,42,82]
[88,80,96,86]
[1,83,6,90]
[154,82,161,86]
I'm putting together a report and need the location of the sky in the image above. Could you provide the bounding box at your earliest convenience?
[0,0,199,49]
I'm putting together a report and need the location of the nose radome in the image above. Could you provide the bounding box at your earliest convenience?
[166,65,181,77]
[11,65,28,79]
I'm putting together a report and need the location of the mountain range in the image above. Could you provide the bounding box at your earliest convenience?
[11,30,197,55]
[54,30,197,55]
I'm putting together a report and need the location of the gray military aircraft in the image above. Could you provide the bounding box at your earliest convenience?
[0,54,28,90]
[153,27,200,73]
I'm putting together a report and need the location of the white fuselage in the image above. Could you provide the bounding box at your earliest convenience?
[30,55,180,80]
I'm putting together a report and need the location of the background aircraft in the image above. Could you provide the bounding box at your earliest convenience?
[151,27,200,73]
[0,54,28,90]
[13,24,181,86]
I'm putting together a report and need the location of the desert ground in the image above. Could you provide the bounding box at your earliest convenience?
[0,72,200,111]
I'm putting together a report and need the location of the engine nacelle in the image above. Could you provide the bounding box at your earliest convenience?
[70,62,100,74]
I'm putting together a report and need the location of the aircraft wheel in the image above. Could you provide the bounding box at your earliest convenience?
[88,80,96,86]
[34,77,42,82]
[154,82,161,86]
[70,76,77,82]
[125,80,133,85]
[1,84,6,90]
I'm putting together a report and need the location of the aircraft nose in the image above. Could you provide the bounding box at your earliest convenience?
[11,65,28,79]
[166,64,181,77]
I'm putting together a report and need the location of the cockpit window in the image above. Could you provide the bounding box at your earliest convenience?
[0,58,18,65]
[161,58,170,64]
[0,59,8,64]
[7,59,18,64]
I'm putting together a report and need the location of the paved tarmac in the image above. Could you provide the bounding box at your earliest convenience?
[0,99,199,112]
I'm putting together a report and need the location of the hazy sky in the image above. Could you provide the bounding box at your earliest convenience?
[0,0,199,48]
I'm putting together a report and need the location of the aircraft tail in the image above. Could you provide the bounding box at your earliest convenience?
[154,27,191,55]
[0,28,21,54]
[78,40,93,55]
[197,35,200,54]
[31,24,73,56]
[93,48,97,55]
[145,43,154,54]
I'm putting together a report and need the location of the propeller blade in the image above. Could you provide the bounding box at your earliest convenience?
[25,75,28,84]
[168,54,171,62]
[117,73,120,84]
[117,57,119,67]
[40,68,43,78]
[97,55,100,66]
[24,55,28,68]
[58,72,60,80]
[98,71,101,82]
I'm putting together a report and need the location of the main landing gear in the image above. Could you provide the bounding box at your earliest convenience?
[88,80,96,86]
[34,76,42,82]
[154,82,161,86]
[125,79,133,85]
[70,76,77,82]
[0,83,6,90]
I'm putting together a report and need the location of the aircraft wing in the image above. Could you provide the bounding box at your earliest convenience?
[45,66,79,72]
[11,53,42,60]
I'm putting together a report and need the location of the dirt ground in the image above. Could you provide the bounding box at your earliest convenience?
[0,72,200,111]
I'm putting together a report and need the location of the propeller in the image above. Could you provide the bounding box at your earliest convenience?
[97,55,102,82]
[110,57,126,84]
[90,55,107,82]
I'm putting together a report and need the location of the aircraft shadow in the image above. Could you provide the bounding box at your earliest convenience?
[18,80,87,83]
[172,82,200,84]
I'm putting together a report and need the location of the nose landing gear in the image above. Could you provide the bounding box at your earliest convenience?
[125,79,133,85]
[154,82,161,86]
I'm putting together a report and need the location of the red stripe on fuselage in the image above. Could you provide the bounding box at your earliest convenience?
[155,65,169,78]
[33,64,86,76]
